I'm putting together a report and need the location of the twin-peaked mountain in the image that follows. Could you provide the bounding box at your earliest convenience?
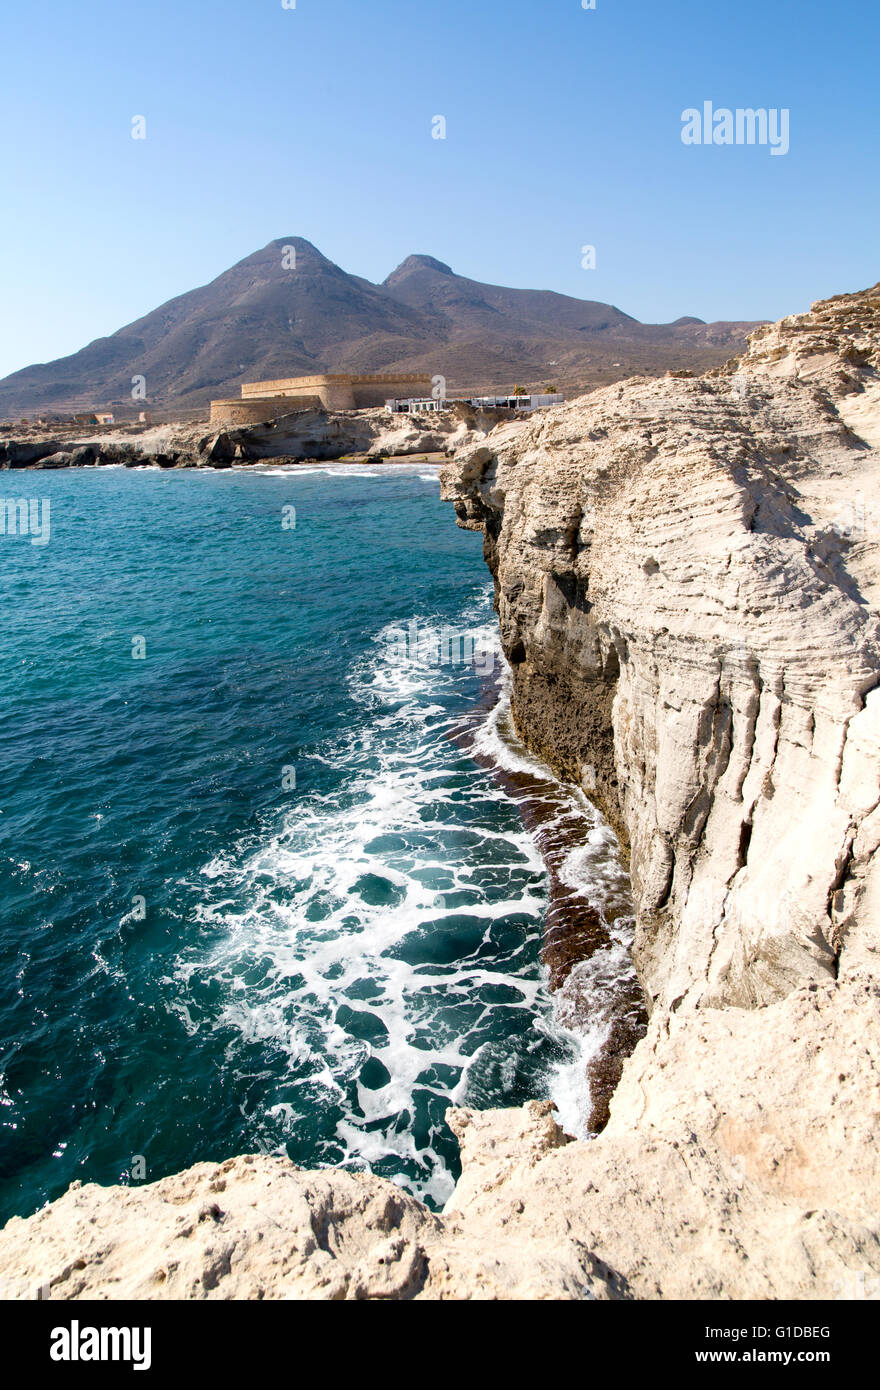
[0,238,762,416]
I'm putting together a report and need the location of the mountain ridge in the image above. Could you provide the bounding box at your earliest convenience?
[0,237,764,416]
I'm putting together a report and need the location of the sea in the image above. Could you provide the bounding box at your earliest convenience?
[0,461,636,1220]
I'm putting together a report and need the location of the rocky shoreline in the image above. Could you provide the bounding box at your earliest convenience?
[0,402,509,472]
[1,285,878,1299]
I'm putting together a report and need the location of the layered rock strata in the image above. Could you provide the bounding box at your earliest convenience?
[445,284,880,1017]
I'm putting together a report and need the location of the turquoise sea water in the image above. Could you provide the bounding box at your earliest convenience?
[0,462,592,1220]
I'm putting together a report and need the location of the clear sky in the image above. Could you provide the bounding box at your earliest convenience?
[2,0,878,378]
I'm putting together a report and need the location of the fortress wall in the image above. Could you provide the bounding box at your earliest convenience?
[241,375,331,398]
[209,396,323,427]
[352,385,406,408]
[349,376,434,408]
[320,381,357,410]
[240,374,434,411]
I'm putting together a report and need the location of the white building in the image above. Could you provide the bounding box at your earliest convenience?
[385,393,563,415]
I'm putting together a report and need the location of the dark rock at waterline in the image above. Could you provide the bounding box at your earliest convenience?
[70,444,98,467]
[90,444,143,467]
[0,438,64,467]
[34,451,74,468]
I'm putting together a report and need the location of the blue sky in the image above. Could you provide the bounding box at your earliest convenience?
[1,0,878,378]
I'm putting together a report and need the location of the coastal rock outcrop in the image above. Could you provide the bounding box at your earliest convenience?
[2,285,878,1300]
[0,405,482,472]
[214,405,476,463]
[444,283,880,1018]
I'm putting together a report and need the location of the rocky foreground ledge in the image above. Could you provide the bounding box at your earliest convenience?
[2,286,879,1300]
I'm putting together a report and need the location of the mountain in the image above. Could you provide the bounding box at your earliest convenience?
[382,253,641,335]
[0,238,764,418]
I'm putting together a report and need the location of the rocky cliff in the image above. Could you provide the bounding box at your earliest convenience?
[444,283,880,1018]
[1,286,878,1300]
[437,282,880,1297]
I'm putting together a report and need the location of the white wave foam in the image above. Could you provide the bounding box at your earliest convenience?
[241,461,442,479]
[169,583,635,1198]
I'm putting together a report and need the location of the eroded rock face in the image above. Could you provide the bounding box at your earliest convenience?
[223,405,477,462]
[442,283,880,1017]
[2,286,879,1300]
[431,282,880,1298]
